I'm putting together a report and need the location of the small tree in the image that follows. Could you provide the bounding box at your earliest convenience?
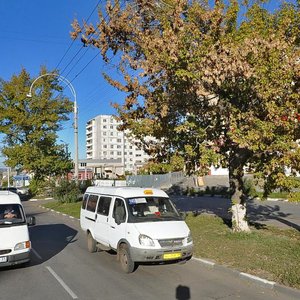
[0,67,73,180]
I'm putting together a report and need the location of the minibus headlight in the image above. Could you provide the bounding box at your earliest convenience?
[139,234,155,247]
[187,232,193,244]
[14,241,31,251]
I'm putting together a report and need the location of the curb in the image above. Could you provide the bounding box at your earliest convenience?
[192,257,300,298]
[39,205,80,221]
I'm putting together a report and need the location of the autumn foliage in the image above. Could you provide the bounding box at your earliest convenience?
[72,0,300,230]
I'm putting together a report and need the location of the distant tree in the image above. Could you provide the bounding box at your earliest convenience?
[71,0,300,231]
[0,67,73,180]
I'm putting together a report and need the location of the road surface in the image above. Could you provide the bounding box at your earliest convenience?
[0,200,299,300]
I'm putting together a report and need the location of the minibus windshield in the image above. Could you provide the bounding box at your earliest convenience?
[0,204,26,226]
[126,197,181,222]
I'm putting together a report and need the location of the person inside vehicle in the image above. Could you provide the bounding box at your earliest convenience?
[4,205,17,219]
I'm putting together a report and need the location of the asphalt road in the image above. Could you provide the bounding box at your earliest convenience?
[170,195,300,230]
[0,200,299,300]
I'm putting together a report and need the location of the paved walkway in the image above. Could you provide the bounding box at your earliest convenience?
[170,195,300,230]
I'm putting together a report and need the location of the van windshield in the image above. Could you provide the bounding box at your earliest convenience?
[0,204,26,226]
[126,197,181,222]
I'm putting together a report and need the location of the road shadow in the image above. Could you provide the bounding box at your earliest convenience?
[171,195,232,220]
[171,194,300,231]
[176,285,191,300]
[247,200,300,231]
[29,223,78,266]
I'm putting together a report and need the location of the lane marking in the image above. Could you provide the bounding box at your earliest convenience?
[46,266,78,299]
[31,248,42,260]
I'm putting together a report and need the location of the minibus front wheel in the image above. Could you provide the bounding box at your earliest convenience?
[119,244,136,273]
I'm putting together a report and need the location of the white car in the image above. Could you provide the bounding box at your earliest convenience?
[0,191,35,267]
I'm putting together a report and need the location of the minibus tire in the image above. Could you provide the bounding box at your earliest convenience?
[87,232,97,253]
[119,244,135,273]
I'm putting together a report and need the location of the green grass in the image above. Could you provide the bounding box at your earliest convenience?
[43,201,300,290]
[43,201,81,219]
[256,191,289,199]
[186,214,300,289]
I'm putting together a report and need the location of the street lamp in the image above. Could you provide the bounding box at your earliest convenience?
[27,73,79,180]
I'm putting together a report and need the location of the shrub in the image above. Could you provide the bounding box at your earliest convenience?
[53,179,80,203]
[29,178,50,196]
[287,192,300,203]
[78,179,93,194]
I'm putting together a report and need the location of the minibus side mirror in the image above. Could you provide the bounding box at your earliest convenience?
[27,216,36,226]
[179,211,187,220]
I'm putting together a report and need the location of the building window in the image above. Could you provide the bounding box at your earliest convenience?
[103,119,107,122]
[110,151,114,155]
[117,151,122,155]
[117,139,122,143]
[110,145,114,149]
[103,125,107,129]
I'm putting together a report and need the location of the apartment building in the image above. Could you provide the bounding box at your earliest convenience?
[86,115,150,175]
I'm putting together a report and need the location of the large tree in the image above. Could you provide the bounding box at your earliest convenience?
[72,0,300,231]
[0,68,73,180]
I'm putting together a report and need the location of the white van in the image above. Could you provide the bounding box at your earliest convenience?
[80,186,193,273]
[0,191,35,267]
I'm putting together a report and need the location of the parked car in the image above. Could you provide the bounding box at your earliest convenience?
[0,187,18,194]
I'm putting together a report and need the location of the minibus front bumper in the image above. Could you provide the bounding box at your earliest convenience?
[0,250,30,267]
[130,244,193,263]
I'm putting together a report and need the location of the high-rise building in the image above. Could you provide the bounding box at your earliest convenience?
[86,115,150,174]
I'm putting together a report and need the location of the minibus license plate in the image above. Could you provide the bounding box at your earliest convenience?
[0,257,8,263]
[163,253,182,260]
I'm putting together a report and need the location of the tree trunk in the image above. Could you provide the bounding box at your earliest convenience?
[229,148,251,232]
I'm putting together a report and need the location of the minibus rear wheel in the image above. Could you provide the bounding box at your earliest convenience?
[87,232,97,253]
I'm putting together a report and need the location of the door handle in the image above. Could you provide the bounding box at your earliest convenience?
[110,226,115,229]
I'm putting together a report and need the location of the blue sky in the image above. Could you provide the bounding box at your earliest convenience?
[0,0,296,166]
[0,0,125,165]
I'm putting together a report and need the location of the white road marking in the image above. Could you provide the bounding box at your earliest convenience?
[46,266,78,299]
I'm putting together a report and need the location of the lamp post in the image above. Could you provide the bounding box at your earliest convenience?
[27,73,79,181]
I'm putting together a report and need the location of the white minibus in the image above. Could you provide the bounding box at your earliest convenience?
[80,186,193,273]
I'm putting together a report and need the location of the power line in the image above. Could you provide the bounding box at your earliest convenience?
[55,0,103,71]
[60,0,123,88]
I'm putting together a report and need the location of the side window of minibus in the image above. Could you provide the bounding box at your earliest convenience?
[82,193,89,209]
[97,196,112,216]
[86,195,99,212]
[113,198,126,224]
